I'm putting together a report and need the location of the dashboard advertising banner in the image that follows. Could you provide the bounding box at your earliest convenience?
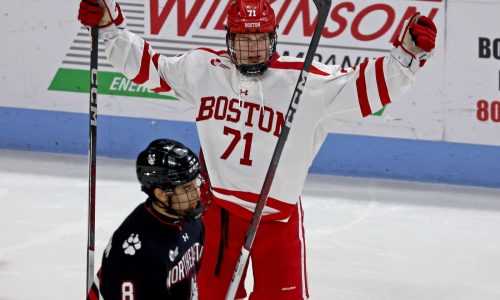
[1,0,498,146]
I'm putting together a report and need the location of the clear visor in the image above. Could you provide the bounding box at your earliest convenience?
[163,176,202,216]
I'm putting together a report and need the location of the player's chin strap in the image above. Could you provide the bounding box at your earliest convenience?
[152,197,203,221]
[183,202,204,220]
[236,62,269,77]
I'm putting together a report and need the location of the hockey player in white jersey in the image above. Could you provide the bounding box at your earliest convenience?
[78,0,437,299]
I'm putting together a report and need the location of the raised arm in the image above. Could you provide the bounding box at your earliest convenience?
[78,0,192,100]
[316,12,437,122]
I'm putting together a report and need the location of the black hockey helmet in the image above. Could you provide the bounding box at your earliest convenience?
[136,139,200,194]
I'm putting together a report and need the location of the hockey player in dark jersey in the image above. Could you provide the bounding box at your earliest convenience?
[87,139,205,300]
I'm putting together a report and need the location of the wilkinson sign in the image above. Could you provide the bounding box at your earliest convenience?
[50,0,442,100]
[148,0,441,45]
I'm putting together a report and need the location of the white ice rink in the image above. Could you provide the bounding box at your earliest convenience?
[0,149,499,300]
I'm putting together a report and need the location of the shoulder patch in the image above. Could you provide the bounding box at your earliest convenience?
[122,233,142,256]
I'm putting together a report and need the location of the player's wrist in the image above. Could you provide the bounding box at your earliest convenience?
[98,2,126,28]
[99,2,126,39]
[390,47,421,73]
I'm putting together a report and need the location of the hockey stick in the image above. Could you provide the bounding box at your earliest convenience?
[225,1,332,299]
[86,26,98,296]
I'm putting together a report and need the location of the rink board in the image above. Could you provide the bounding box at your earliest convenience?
[1,0,500,188]
[1,106,499,188]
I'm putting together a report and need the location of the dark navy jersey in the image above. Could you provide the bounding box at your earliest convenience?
[88,201,204,300]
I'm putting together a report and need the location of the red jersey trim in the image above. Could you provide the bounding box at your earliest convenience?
[151,53,173,93]
[152,53,160,69]
[215,198,294,221]
[211,187,296,221]
[356,60,371,117]
[132,42,151,84]
[269,54,329,76]
[143,203,183,229]
[194,47,230,58]
[375,57,391,106]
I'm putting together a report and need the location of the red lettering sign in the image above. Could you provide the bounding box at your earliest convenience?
[148,1,440,43]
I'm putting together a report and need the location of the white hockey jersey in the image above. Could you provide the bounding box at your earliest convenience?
[105,29,418,221]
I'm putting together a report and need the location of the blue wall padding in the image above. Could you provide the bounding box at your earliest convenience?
[1,106,499,188]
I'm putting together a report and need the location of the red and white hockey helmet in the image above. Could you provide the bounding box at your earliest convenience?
[226,0,278,76]
[227,0,276,34]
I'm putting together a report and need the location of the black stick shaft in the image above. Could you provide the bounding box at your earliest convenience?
[86,26,98,296]
[225,1,332,299]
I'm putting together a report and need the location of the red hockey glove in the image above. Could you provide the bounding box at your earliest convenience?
[78,0,125,30]
[409,16,437,52]
[392,12,437,69]
[78,0,104,27]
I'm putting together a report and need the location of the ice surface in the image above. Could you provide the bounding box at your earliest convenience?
[0,150,499,300]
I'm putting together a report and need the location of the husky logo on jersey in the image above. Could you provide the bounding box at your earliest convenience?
[147,154,155,165]
[123,233,142,255]
[182,233,189,242]
[169,246,179,262]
